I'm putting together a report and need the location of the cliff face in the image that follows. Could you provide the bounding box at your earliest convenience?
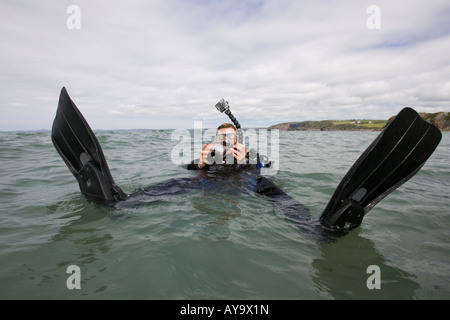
[271,122,290,131]
[269,112,450,131]
[421,112,450,131]
[386,112,450,131]
[268,120,336,131]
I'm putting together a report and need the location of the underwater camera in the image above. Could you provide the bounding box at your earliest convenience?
[210,142,229,161]
[210,138,237,163]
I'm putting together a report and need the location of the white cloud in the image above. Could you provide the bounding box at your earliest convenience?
[1,0,450,130]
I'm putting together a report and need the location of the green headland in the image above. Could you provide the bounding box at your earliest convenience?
[268,111,450,131]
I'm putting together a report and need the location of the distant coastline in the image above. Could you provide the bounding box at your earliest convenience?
[267,111,450,132]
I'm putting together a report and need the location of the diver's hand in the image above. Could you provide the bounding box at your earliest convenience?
[198,143,216,168]
[230,143,247,164]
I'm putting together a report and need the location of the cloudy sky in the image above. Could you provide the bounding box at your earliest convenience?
[1,0,450,130]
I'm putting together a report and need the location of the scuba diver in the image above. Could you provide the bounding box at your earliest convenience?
[51,87,442,242]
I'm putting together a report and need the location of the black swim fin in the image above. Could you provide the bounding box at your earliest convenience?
[320,107,442,231]
[51,87,127,203]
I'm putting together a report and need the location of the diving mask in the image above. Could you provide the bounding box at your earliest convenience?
[216,133,236,148]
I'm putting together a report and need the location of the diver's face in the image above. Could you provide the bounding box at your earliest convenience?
[216,128,237,146]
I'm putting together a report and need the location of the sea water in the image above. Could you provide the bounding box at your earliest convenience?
[0,129,449,299]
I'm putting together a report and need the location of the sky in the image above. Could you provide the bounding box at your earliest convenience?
[1,0,450,130]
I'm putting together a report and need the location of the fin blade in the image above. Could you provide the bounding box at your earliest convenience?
[320,107,442,230]
[51,87,127,202]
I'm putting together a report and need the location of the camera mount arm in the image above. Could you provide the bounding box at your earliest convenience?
[215,99,243,144]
